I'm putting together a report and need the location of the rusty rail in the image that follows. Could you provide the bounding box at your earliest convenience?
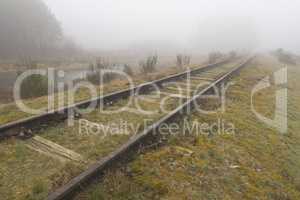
[0,59,230,139]
[47,56,254,200]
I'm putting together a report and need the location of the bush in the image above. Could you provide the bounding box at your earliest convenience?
[87,71,116,85]
[176,54,191,69]
[87,72,100,85]
[17,58,48,99]
[274,48,296,65]
[140,55,158,74]
[20,74,48,99]
[87,57,117,85]
[123,64,133,76]
[95,57,108,70]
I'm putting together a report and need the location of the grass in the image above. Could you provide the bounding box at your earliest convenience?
[0,59,240,126]
[76,54,300,200]
[0,64,202,125]
[0,76,189,200]
[0,59,241,200]
[0,86,186,200]
[0,139,65,200]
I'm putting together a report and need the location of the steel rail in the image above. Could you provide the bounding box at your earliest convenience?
[0,59,230,139]
[47,56,254,200]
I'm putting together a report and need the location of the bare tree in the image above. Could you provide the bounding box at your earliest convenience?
[0,0,80,60]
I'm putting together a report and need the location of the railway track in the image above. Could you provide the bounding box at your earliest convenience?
[46,56,253,200]
[0,59,231,139]
[0,56,253,200]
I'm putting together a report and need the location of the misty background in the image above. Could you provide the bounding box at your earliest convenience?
[1,0,300,60]
[44,0,299,53]
[0,0,299,103]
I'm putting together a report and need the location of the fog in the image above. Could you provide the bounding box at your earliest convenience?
[44,0,300,53]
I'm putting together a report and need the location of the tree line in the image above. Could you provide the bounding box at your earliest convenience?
[0,0,79,60]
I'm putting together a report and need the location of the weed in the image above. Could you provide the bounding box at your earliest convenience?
[89,188,105,200]
[140,55,158,74]
[14,142,26,161]
[26,179,48,200]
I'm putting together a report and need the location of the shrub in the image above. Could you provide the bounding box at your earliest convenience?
[140,55,158,74]
[20,74,48,99]
[87,71,116,85]
[87,58,116,85]
[274,48,296,65]
[176,54,191,69]
[17,58,48,99]
[87,72,100,85]
[95,57,108,70]
[123,64,133,76]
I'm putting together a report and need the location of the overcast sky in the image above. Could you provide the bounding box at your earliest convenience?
[44,0,300,53]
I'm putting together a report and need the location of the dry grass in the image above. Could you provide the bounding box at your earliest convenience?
[0,59,241,200]
[77,54,300,200]
[0,64,200,125]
